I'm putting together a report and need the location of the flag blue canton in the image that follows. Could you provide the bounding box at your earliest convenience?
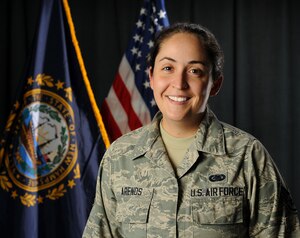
[126,0,169,118]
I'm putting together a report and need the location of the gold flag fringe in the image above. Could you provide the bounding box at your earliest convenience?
[62,0,110,148]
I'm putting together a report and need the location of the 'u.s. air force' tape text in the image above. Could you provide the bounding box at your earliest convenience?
[191,187,244,197]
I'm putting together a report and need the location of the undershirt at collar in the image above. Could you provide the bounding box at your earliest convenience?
[159,121,195,169]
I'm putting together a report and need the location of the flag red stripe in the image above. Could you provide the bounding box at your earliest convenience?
[113,73,143,130]
[101,100,122,141]
[118,56,151,126]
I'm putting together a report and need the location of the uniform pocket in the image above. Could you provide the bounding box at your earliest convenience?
[192,196,243,225]
[116,188,154,224]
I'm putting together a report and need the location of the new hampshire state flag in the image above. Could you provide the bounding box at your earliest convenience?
[0,0,110,237]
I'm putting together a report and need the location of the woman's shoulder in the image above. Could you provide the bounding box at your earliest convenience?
[106,122,158,157]
[221,121,255,140]
[114,122,155,144]
[219,121,265,154]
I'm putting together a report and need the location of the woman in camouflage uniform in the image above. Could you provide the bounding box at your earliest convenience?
[83,23,300,237]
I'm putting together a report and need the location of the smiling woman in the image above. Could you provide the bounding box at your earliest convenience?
[149,31,221,137]
[1,1,300,237]
[82,23,300,238]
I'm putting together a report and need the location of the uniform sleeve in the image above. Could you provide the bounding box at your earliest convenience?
[246,140,300,237]
[82,151,119,238]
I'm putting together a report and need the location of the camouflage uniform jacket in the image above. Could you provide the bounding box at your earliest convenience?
[83,109,300,238]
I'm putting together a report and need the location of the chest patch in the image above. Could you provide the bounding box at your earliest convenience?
[209,173,226,182]
[121,186,143,196]
[191,187,244,197]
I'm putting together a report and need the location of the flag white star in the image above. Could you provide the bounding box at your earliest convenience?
[136,20,143,28]
[147,40,154,48]
[131,47,138,55]
[157,24,163,31]
[150,99,156,107]
[158,10,166,19]
[133,34,140,42]
[143,80,150,88]
[135,64,141,71]
[140,8,147,15]
[149,26,154,34]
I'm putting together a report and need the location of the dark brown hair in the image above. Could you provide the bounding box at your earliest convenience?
[148,22,224,81]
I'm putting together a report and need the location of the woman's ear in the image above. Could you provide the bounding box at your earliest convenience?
[210,76,223,96]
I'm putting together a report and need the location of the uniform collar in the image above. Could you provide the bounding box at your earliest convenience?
[130,107,226,160]
[128,118,160,160]
[194,108,226,155]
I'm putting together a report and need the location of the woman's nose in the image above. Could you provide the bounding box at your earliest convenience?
[171,72,188,90]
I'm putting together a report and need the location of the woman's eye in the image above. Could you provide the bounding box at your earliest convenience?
[190,68,200,74]
[162,66,172,71]
[189,68,204,76]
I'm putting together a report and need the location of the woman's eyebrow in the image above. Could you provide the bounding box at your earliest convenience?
[188,60,209,67]
[158,57,209,67]
[158,57,176,62]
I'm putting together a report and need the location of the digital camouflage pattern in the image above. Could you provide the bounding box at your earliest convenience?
[83,108,300,238]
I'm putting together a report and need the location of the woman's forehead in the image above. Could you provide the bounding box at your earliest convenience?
[156,33,208,62]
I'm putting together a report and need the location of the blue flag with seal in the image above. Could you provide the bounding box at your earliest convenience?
[0,0,110,237]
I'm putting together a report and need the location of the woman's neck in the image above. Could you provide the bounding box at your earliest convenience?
[161,114,204,138]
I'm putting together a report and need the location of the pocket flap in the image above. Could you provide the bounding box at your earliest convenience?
[192,196,243,224]
[116,188,153,224]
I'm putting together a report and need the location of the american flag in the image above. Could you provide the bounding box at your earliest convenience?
[101,0,169,142]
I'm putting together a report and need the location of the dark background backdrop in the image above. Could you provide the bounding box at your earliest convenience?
[1,0,300,214]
